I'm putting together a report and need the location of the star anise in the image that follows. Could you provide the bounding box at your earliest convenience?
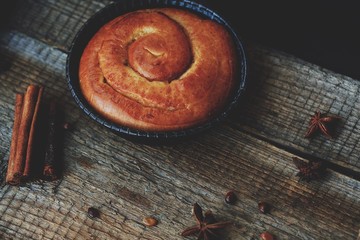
[181,203,232,240]
[304,111,341,139]
[292,157,326,182]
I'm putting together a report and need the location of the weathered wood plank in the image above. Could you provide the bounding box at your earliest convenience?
[0,31,359,239]
[1,1,359,239]
[229,44,360,174]
[7,0,360,175]
[8,0,111,51]
[1,118,359,239]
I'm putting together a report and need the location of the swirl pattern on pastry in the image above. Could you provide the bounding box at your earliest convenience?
[79,8,238,131]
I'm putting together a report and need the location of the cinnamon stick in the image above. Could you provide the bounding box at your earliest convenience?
[23,86,44,179]
[5,94,24,185]
[6,85,43,185]
[43,100,60,181]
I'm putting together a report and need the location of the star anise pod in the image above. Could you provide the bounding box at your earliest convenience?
[181,203,232,240]
[304,111,341,139]
[292,157,326,182]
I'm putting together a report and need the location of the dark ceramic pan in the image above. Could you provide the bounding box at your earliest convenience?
[66,0,247,142]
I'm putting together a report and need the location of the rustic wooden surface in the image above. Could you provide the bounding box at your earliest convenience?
[0,0,359,239]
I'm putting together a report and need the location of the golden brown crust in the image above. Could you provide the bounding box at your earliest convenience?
[79,8,237,131]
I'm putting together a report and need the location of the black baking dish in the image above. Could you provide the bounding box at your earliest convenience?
[66,0,247,142]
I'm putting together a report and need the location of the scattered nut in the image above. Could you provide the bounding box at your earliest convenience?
[63,122,72,131]
[260,231,274,240]
[143,216,158,227]
[87,207,100,219]
[258,201,270,214]
[225,191,237,204]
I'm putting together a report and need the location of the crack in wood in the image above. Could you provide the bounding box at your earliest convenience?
[240,127,360,181]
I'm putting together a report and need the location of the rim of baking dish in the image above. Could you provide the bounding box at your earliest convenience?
[66,0,247,141]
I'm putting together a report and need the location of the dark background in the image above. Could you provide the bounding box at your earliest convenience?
[201,1,360,80]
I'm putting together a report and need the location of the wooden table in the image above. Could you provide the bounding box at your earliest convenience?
[0,1,359,239]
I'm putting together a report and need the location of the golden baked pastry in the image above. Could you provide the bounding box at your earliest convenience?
[79,8,238,131]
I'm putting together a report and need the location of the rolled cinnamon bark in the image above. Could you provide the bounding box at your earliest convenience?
[6,94,24,185]
[43,100,60,181]
[6,85,43,185]
[23,86,44,179]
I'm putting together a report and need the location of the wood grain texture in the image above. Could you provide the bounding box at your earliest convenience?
[231,45,360,174]
[0,0,359,239]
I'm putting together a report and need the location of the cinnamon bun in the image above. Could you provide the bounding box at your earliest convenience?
[79,8,238,131]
